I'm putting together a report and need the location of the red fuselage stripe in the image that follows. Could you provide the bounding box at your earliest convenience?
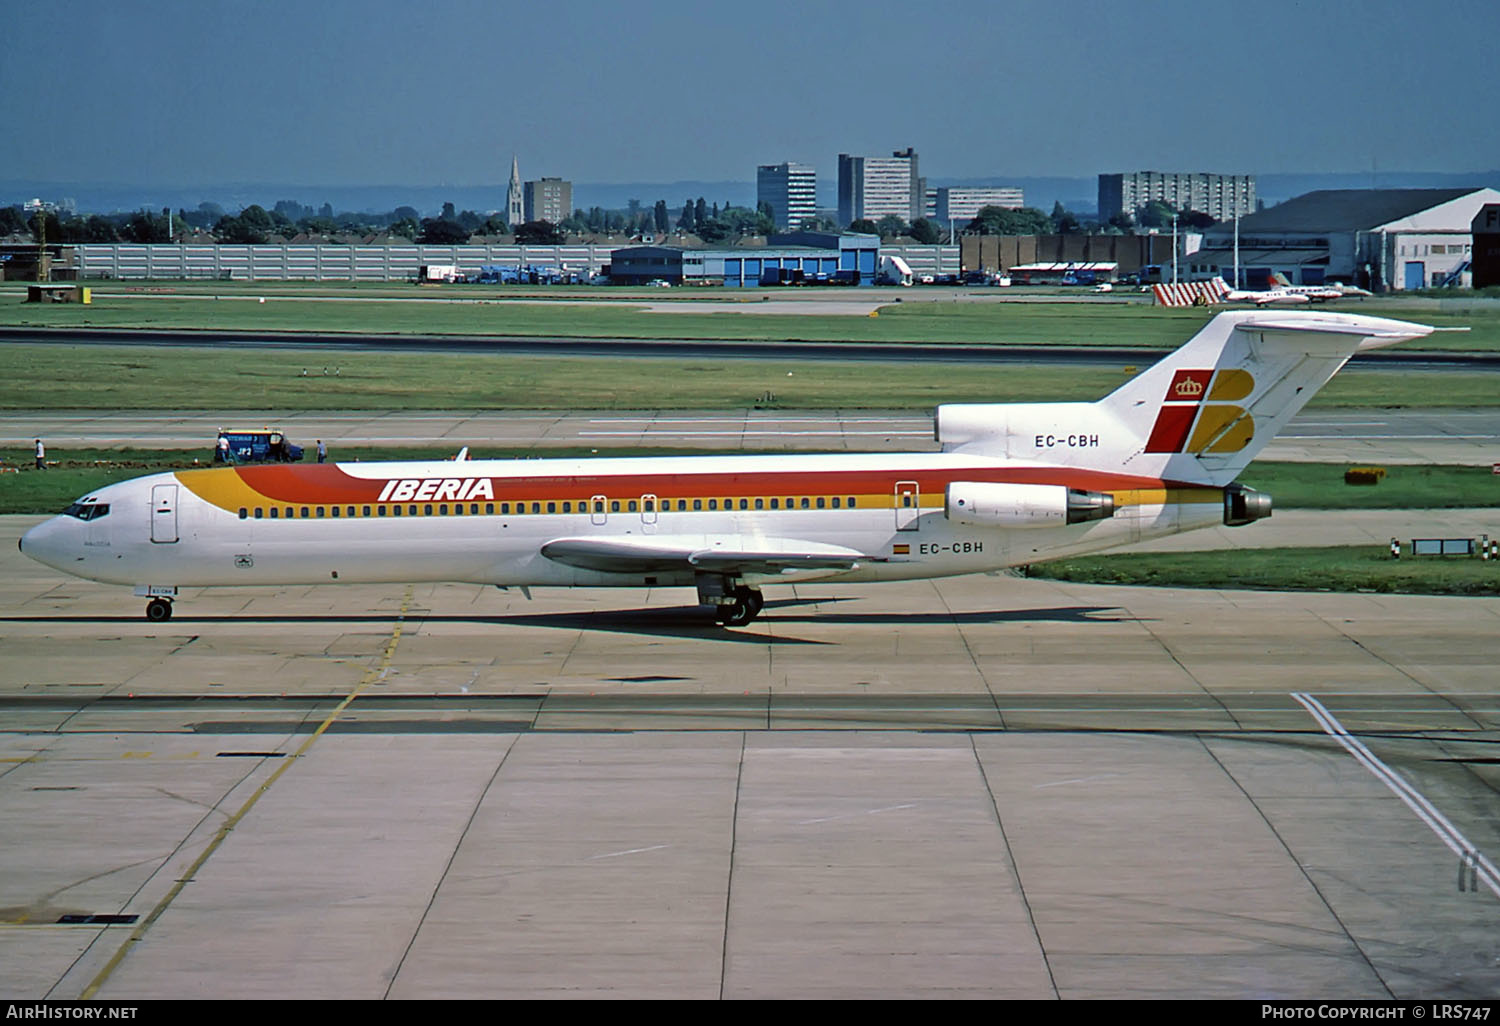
[207,463,1202,505]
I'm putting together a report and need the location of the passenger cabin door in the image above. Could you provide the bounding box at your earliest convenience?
[151,484,179,543]
[590,494,607,526]
[894,480,920,532]
[641,493,658,534]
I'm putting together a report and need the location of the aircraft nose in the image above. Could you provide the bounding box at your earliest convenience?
[19,517,72,571]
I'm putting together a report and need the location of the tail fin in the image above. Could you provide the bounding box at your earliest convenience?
[937,311,1432,485]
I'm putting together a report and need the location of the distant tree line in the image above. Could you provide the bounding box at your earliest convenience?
[847,215,945,242]
[1,194,1225,247]
[0,199,511,246]
[556,196,774,241]
[955,199,1217,238]
[1,204,180,244]
[2,193,778,246]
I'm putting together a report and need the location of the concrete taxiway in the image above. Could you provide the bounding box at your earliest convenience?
[2,513,1498,999]
[6,407,1499,463]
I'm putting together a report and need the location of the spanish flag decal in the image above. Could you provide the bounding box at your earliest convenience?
[1145,368,1256,454]
[893,544,910,555]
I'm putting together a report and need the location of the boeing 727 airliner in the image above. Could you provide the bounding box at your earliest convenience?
[19,311,1431,625]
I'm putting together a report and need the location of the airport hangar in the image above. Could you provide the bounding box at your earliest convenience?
[1189,186,1500,291]
[607,230,880,286]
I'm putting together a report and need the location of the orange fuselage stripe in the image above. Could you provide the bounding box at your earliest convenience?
[175,464,1224,515]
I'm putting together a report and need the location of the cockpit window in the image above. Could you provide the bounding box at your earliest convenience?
[63,502,111,521]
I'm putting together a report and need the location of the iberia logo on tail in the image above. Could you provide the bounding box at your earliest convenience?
[1145,368,1255,454]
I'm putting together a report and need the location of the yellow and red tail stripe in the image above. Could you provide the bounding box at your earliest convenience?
[1144,367,1255,454]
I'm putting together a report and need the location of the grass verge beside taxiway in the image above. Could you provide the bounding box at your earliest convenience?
[3,285,1498,351]
[3,342,1498,409]
[1028,545,1500,597]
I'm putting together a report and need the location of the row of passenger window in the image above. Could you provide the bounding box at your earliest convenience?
[239,503,492,520]
[236,496,862,520]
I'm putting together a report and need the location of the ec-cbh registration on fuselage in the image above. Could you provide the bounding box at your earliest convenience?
[20,311,1431,626]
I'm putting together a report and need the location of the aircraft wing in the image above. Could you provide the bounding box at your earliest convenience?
[540,536,870,576]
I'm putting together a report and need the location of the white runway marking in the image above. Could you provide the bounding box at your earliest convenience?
[585,844,671,861]
[1033,773,1122,790]
[1283,434,1499,440]
[1293,692,1500,899]
[797,803,919,825]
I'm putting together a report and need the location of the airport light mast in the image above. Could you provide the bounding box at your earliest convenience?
[33,202,52,284]
[1171,212,1178,285]
[1233,213,1240,289]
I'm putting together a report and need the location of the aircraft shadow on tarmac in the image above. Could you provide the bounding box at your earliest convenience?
[2,599,1134,643]
[4,605,805,644]
[757,599,1132,627]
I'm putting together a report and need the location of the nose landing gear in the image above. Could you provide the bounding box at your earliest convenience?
[134,587,179,622]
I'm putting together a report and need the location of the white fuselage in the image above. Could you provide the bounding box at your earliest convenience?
[20,451,1225,594]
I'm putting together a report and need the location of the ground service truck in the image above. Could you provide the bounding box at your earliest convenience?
[877,255,913,286]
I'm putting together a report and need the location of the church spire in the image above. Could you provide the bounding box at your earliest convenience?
[507,156,523,229]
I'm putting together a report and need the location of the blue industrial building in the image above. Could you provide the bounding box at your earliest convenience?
[609,232,879,286]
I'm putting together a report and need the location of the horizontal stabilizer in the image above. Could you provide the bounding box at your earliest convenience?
[1231,313,1433,349]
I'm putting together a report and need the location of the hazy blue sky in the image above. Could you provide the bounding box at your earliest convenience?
[4,0,1496,187]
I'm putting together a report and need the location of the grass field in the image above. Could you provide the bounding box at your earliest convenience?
[3,341,1497,410]
[1237,461,1500,509]
[1028,544,1500,597]
[0,343,1133,410]
[1,288,1228,346]
[4,282,1498,351]
[5,282,1495,411]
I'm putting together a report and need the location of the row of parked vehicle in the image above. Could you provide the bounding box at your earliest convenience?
[416,263,598,285]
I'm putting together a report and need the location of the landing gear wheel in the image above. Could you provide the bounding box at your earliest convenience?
[145,597,173,622]
[716,587,763,627]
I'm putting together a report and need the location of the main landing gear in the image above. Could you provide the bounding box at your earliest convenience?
[696,573,764,626]
[713,586,764,627]
[145,597,174,622]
